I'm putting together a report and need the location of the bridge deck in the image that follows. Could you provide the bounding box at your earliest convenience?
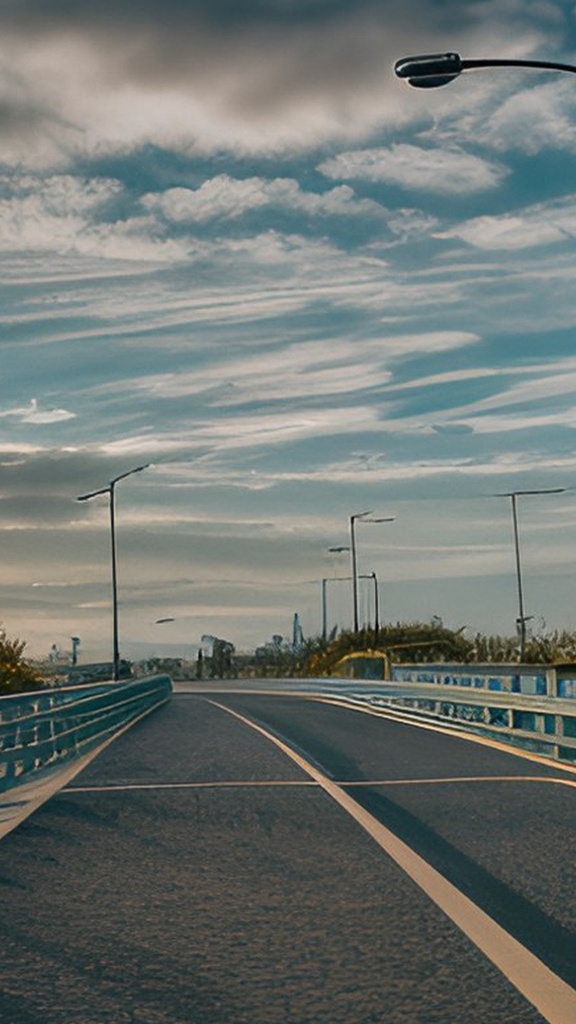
[0,689,569,1024]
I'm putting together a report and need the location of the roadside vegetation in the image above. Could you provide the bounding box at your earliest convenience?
[240,621,576,678]
[0,629,43,695]
[6,620,576,692]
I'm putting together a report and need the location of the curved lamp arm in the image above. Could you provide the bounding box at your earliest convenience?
[394,52,576,89]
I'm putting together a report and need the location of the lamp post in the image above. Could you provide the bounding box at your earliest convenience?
[495,488,566,661]
[394,52,574,657]
[321,575,351,641]
[364,570,380,639]
[77,463,150,681]
[349,512,394,632]
[394,52,576,88]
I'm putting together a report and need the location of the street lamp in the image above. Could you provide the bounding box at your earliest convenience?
[394,52,576,89]
[349,511,394,632]
[77,463,150,682]
[495,487,566,661]
[321,575,351,641]
[362,570,380,640]
[394,50,575,657]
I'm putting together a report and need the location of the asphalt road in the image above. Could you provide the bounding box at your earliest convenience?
[1,687,574,1024]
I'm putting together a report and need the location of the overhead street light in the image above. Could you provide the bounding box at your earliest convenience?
[355,570,380,644]
[364,570,380,640]
[349,511,394,632]
[394,52,576,89]
[321,575,351,642]
[494,487,566,662]
[77,463,150,682]
[394,50,576,656]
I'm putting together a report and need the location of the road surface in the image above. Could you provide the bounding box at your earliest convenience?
[1,685,575,1023]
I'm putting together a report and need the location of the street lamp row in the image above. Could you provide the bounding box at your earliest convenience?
[349,511,394,632]
[322,570,380,641]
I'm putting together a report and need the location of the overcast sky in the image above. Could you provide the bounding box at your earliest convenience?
[3,0,576,662]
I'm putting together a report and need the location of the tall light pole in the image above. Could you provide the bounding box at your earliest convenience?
[349,512,394,632]
[495,488,566,661]
[321,575,351,641]
[394,52,576,89]
[394,51,574,657]
[77,463,150,681]
[364,570,380,639]
[323,545,351,641]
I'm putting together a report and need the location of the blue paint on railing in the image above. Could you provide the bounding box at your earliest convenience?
[0,676,172,833]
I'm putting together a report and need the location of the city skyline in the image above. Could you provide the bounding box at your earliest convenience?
[2,2,576,660]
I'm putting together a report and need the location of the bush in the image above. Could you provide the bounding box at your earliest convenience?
[0,630,43,694]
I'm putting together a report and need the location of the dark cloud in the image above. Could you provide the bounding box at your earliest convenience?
[0,0,513,92]
[0,0,566,159]
[0,450,154,499]
[0,0,478,30]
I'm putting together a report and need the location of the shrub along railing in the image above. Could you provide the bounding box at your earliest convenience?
[329,653,576,764]
[0,675,172,839]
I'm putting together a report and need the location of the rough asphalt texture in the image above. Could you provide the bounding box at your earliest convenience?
[0,691,560,1024]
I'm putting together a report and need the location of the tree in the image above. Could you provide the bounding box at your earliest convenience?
[0,629,43,694]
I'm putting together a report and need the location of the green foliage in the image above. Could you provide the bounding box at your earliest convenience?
[305,621,471,676]
[302,621,576,678]
[0,630,43,694]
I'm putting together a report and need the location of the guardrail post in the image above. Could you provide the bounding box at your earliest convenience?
[546,667,558,698]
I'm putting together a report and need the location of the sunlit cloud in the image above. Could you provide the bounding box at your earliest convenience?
[436,194,576,250]
[142,175,385,223]
[319,144,508,195]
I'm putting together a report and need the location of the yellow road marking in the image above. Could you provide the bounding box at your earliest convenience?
[66,780,317,792]
[66,774,576,793]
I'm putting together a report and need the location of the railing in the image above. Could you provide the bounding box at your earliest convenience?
[329,653,576,764]
[0,675,172,838]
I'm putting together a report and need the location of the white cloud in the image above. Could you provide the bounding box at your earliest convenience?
[94,331,479,415]
[318,144,508,195]
[447,79,576,157]
[99,406,382,456]
[0,399,75,425]
[142,175,384,223]
[435,194,576,250]
[439,215,562,250]
[0,174,188,261]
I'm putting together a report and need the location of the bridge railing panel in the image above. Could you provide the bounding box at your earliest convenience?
[0,675,172,837]
[327,654,576,764]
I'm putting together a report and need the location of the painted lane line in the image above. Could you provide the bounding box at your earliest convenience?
[209,698,576,1024]
[65,780,317,792]
[65,774,576,794]
[0,701,168,843]
[345,774,576,790]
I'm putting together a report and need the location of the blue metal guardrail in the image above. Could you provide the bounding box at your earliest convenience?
[329,654,576,764]
[0,674,172,839]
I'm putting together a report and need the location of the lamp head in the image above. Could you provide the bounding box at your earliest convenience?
[394,52,463,88]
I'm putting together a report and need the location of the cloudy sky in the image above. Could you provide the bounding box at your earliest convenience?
[3,0,576,663]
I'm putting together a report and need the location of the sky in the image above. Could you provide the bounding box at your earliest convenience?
[3,0,576,663]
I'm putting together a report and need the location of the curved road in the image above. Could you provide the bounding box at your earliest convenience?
[1,684,575,1023]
